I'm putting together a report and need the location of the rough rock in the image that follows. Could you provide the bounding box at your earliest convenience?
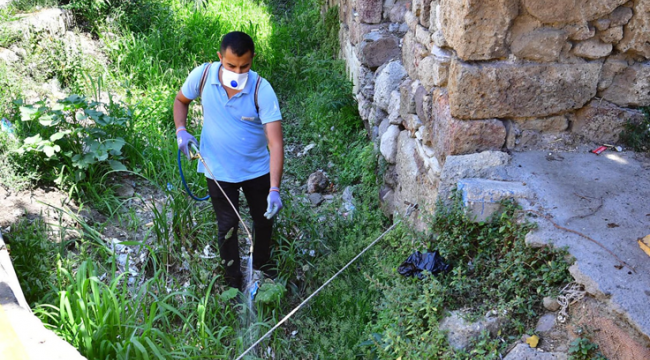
[307,170,329,193]
[503,343,567,360]
[511,28,567,62]
[617,1,650,57]
[543,296,561,312]
[572,38,613,59]
[373,61,407,111]
[404,10,418,32]
[432,29,447,47]
[0,48,19,64]
[7,8,74,37]
[439,151,511,190]
[387,90,401,124]
[440,0,519,61]
[598,55,628,91]
[358,32,401,70]
[457,179,534,222]
[599,26,623,43]
[357,0,383,24]
[535,312,557,333]
[393,132,441,228]
[439,310,505,350]
[349,21,384,45]
[380,125,401,163]
[514,115,570,133]
[403,114,423,136]
[523,0,627,23]
[448,59,601,119]
[401,30,428,79]
[593,18,612,31]
[565,23,596,41]
[415,24,432,49]
[418,54,450,89]
[608,5,634,26]
[414,84,428,121]
[413,0,433,26]
[573,100,645,143]
[378,117,390,139]
[399,79,417,119]
[388,1,409,23]
[378,185,395,217]
[308,193,324,206]
[601,63,650,107]
[431,89,506,158]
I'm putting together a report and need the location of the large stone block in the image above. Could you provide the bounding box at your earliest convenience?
[358,0,383,24]
[448,59,601,119]
[601,63,650,107]
[431,89,507,159]
[574,100,645,143]
[440,0,518,61]
[523,0,627,24]
[374,61,408,111]
[387,90,402,124]
[513,115,570,133]
[393,132,441,228]
[358,32,401,70]
[617,1,650,57]
[457,179,533,222]
[511,27,567,62]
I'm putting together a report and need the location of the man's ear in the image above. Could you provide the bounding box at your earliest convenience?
[217,51,222,62]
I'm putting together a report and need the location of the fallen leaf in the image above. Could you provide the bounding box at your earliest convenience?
[638,235,650,258]
[607,223,620,228]
[526,335,539,348]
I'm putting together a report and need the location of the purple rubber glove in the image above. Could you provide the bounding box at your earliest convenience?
[177,130,198,160]
[264,191,283,219]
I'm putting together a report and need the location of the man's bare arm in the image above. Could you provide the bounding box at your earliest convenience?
[173,90,192,130]
[264,121,284,189]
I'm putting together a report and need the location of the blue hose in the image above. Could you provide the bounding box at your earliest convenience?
[177,149,210,201]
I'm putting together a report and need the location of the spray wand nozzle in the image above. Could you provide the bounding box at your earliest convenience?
[189,142,201,161]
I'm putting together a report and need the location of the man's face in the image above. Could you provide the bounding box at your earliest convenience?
[218,48,254,74]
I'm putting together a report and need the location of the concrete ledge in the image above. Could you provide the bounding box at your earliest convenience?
[457,178,534,222]
[0,231,86,360]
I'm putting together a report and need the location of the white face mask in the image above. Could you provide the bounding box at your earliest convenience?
[221,67,249,90]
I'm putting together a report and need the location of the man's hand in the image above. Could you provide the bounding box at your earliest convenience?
[177,130,198,160]
[264,190,283,219]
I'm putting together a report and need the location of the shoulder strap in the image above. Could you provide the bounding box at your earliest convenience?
[199,62,212,98]
[254,75,262,114]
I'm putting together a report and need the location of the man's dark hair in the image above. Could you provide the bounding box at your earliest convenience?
[220,31,255,57]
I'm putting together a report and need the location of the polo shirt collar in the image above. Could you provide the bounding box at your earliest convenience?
[210,62,255,94]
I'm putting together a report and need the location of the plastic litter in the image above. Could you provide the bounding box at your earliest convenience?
[398,250,451,279]
[1,118,15,138]
[250,280,259,301]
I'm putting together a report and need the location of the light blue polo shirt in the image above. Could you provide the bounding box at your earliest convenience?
[181,62,282,183]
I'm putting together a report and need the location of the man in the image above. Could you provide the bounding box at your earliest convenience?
[173,31,284,290]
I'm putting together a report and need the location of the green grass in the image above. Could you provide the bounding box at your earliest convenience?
[3,0,573,358]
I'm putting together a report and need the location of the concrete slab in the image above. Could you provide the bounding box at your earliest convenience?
[0,231,86,360]
[457,178,534,222]
[504,148,650,339]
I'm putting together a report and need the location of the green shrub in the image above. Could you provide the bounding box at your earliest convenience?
[620,109,650,152]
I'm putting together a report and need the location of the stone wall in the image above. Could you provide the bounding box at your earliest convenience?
[331,0,649,223]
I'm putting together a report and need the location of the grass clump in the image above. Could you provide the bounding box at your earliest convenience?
[620,110,650,152]
[360,199,573,359]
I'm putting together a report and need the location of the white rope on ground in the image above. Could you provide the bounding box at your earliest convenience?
[557,282,586,323]
[234,220,402,360]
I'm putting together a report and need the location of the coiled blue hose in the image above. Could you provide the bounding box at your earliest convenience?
[177,149,210,201]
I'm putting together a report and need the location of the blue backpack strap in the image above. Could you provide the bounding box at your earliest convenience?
[199,62,212,98]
